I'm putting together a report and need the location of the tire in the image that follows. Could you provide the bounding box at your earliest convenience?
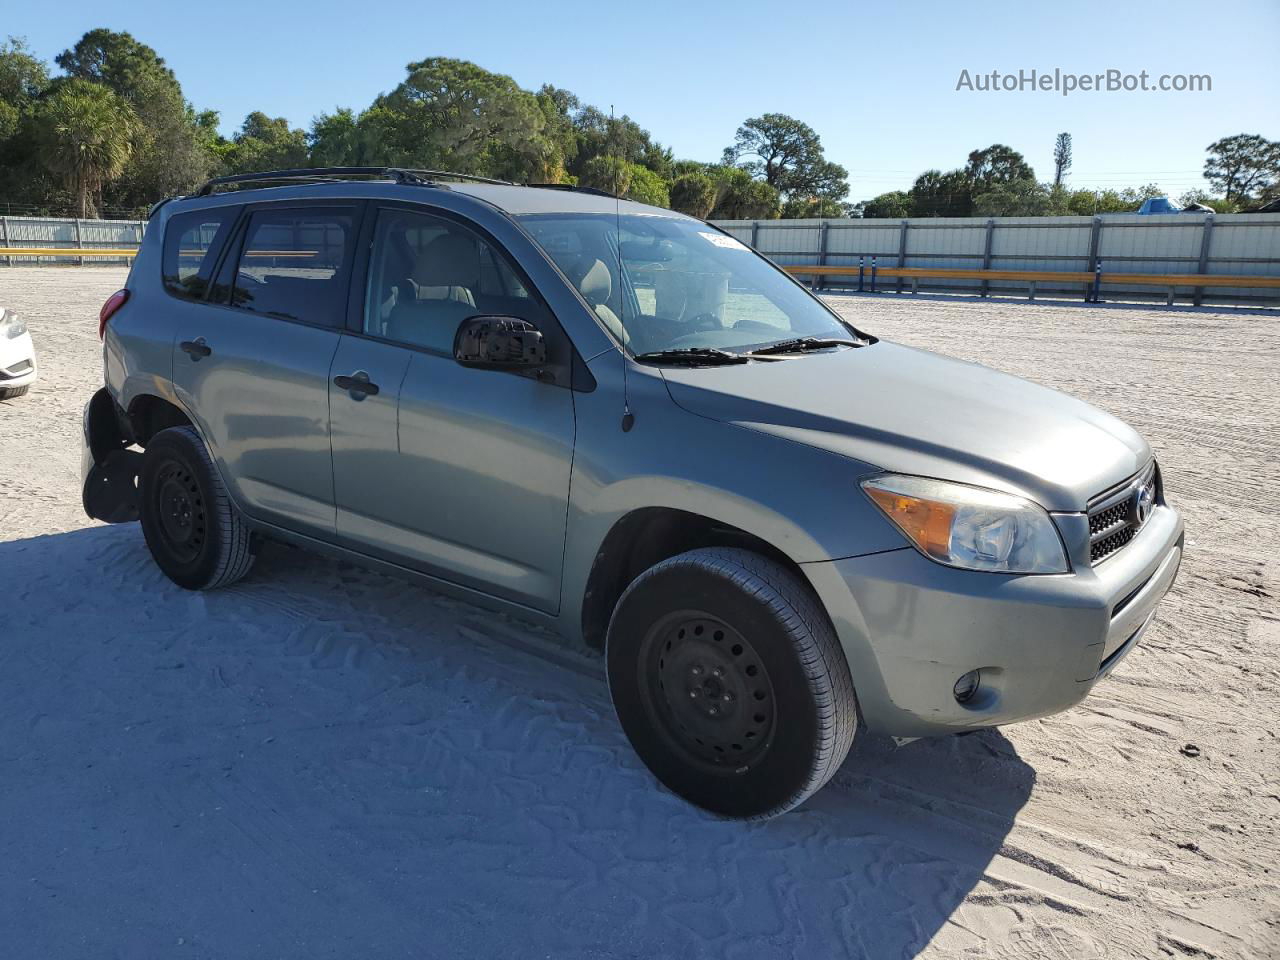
[606,547,857,819]
[0,385,30,400]
[138,426,255,590]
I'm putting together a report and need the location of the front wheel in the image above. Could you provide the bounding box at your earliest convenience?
[138,426,255,590]
[606,547,857,819]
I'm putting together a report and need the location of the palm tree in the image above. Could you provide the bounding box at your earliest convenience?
[35,79,138,218]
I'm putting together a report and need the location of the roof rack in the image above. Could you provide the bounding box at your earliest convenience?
[526,183,619,199]
[195,166,514,197]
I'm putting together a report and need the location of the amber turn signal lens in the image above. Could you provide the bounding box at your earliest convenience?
[864,487,955,560]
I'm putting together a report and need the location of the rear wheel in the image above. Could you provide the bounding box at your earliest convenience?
[606,547,857,819]
[138,426,254,590]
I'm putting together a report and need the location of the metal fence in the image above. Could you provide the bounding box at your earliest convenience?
[0,215,146,266]
[6,212,1280,306]
[711,213,1280,306]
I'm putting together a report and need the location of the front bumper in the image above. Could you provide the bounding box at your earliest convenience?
[804,502,1184,738]
[0,331,37,390]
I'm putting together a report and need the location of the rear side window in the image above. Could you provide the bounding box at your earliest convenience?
[230,208,355,327]
[162,209,236,301]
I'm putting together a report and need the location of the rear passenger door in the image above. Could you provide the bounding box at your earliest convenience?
[167,201,362,537]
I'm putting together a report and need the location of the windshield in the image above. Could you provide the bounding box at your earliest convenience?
[517,213,860,355]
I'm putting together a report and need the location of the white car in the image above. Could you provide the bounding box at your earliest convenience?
[0,307,37,400]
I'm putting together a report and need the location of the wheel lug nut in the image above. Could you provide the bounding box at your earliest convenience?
[708,706,719,716]
[690,665,703,676]
[689,689,699,699]
[711,668,724,678]
[722,693,733,702]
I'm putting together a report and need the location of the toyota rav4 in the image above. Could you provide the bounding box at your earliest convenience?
[81,167,1184,818]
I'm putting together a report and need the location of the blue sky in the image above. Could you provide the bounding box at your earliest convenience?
[6,0,1277,200]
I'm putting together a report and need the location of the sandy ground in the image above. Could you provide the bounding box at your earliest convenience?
[0,267,1276,960]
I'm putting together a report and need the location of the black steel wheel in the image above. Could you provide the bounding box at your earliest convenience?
[138,426,255,590]
[645,613,777,773]
[152,459,207,564]
[607,547,858,819]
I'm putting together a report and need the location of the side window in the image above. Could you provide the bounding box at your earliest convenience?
[364,209,537,354]
[162,208,236,301]
[230,208,355,327]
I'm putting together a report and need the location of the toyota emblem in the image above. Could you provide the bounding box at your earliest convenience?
[1132,483,1155,527]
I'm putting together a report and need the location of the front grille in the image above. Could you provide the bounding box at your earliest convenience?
[1087,461,1157,565]
[1092,526,1136,562]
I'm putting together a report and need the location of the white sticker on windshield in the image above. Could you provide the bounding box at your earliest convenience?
[698,231,749,251]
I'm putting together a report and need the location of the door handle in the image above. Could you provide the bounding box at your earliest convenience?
[180,338,211,360]
[334,372,380,398]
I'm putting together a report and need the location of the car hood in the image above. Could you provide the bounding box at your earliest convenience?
[658,342,1150,512]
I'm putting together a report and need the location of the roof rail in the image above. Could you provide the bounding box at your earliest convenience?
[195,166,514,197]
[526,182,619,199]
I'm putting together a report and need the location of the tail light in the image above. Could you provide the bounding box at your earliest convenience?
[99,289,129,340]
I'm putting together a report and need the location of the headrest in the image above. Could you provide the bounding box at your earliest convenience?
[577,258,612,305]
[412,233,479,289]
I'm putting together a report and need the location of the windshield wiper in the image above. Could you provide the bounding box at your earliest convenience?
[633,347,749,366]
[747,336,866,356]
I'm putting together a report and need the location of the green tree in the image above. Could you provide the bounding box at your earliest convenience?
[1062,183,1163,215]
[579,154,630,194]
[0,36,47,106]
[1203,133,1280,204]
[568,105,665,179]
[55,29,212,209]
[706,166,780,219]
[309,107,391,167]
[780,195,845,218]
[625,163,669,206]
[860,191,911,219]
[669,171,716,218]
[971,179,1055,217]
[34,77,138,216]
[722,113,848,214]
[371,58,560,181]
[965,143,1035,190]
[0,38,53,207]
[1053,133,1071,187]
[909,169,972,217]
[575,155,667,205]
[222,112,308,173]
[534,84,578,181]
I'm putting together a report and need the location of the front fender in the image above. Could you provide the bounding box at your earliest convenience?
[557,353,906,645]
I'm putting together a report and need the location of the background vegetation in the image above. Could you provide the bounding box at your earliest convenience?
[2,31,1277,220]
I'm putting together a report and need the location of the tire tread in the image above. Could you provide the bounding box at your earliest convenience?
[611,547,857,818]
[146,426,254,589]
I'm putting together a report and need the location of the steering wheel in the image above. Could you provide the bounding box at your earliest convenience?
[686,312,721,332]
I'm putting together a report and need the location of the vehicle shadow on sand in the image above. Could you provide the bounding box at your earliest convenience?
[0,524,1035,960]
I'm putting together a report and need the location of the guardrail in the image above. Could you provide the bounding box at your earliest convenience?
[784,263,1280,306]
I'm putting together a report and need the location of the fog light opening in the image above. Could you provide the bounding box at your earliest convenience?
[953,669,981,704]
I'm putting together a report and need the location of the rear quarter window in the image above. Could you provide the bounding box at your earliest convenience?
[162,208,237,301]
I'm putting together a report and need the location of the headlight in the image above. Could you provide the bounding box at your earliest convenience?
[861,474,1069,574]
[0,309,26,340]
